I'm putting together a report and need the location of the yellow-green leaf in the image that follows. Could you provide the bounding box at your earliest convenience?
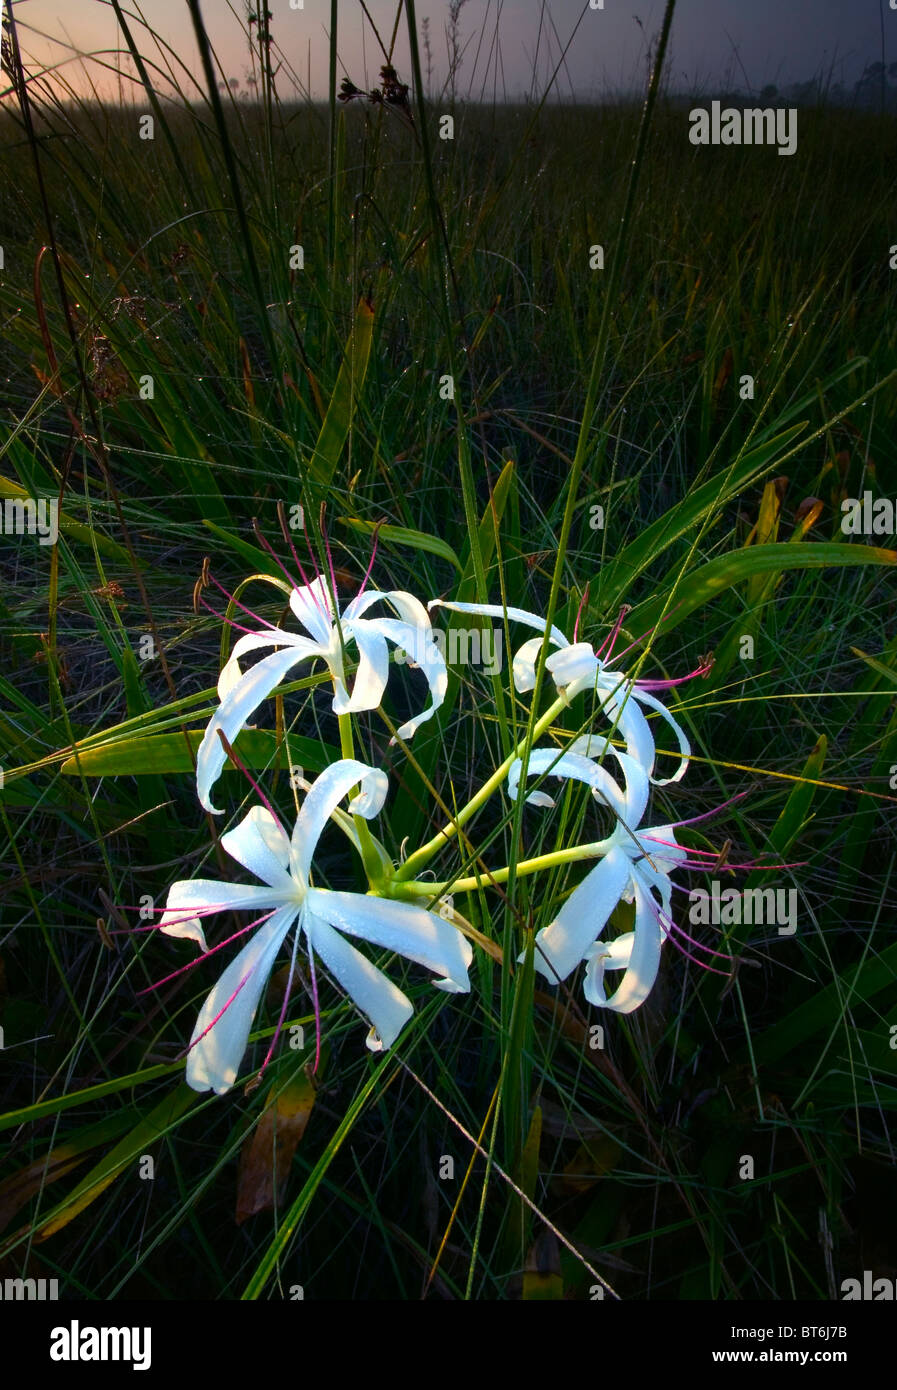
[60,729,337,776]
[307,297,374,487]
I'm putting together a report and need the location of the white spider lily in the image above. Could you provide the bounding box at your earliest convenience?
[198,576,447,813]
[429,598,693,786]
[508,743,687,1013]
[159,759,471,1094]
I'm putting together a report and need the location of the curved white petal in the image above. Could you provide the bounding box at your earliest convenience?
[566,732,611,759]
[343,588,431,629]
[507,747,649,831]
[581,933,634,1005]
[217,630,309,700]
[220,806,296,893]
[627,687,691,784]
[556,743,652,831]
[582,877,662,1013]
[632,825,686,919]
[428,599,569,649]
[545,642,600,690]
[512,636,595,693]
[309,888,472,992]
[160,878,282,950]
[562,667,689,785]
[525,789,557,808]
[512,636,546,693]
[528,846,633,983]
[366,616,448,740]
[305,912,414,1051]
[331,619,390,715]
[197,643,323,814]
[289,576,334,646]
[289,759,387,887]
[185,904,298,1094]
[566,674,657,777]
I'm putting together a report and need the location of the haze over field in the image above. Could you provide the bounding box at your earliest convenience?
[8,0,890,103]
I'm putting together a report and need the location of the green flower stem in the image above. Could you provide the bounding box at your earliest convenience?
[337,709,387,889]
[394,690,571,883]
[388,836,616,902]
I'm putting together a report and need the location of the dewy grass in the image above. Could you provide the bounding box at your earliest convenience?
[0,0,896,1309]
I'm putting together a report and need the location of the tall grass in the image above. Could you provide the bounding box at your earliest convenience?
[1,0,896,1301]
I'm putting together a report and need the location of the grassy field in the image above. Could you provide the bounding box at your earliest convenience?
[1,0,897,1303]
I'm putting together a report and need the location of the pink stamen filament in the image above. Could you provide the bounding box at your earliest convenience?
[215,728,286,829]
[254,520,328,625]
[278,504,319,599]
[356,524,380,600]
[672,793,750,827]
[109,901,264,934]
[137,909,279,993]
[602,600,687,668]
[299,507,322,583]
[208,571,281,632]
[665,934,731,977]
[180,970,254,1060]
[594,604,629,660]
[654,909,732,976]
[639,834,806,873]
[629,659,714,690]
[657,906,733,962]
[307,942,322,1074]
[256,917,303,1080]
[572,584,590,644]
[200,595,271,639]
[639,834,788,870]
[319,504,339,610]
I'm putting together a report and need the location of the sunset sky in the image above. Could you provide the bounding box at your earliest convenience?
[8,0,889,103]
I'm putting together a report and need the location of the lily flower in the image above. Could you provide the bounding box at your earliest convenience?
[158,759,472,1093]
[508,743,727,1012]
[197,530,447,813]
[429,597,706,786]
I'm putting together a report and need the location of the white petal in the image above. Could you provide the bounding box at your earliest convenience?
[551,743,651,832]
[290,760,387,886]
[160,878,282,949]
[365,617,448,739]
[545,642,599,690]
[305,912,414,1051]
[343,588,431,629]
[289,576,334,646]
[428,599,569,649]
[566,732,610,759]
[512,636,545,693]
[331,619,390,714]
[185,904,298,1094]
[528,847,633,983]
[507,747,649,831]
[217,630,307,700]
[220,805,296,892]
[628,687,691,784]
[582,877,662,1013]
[309,888,472,991]
[570,673,658,777]
[197,642,322,814]
[632,825,685,919]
